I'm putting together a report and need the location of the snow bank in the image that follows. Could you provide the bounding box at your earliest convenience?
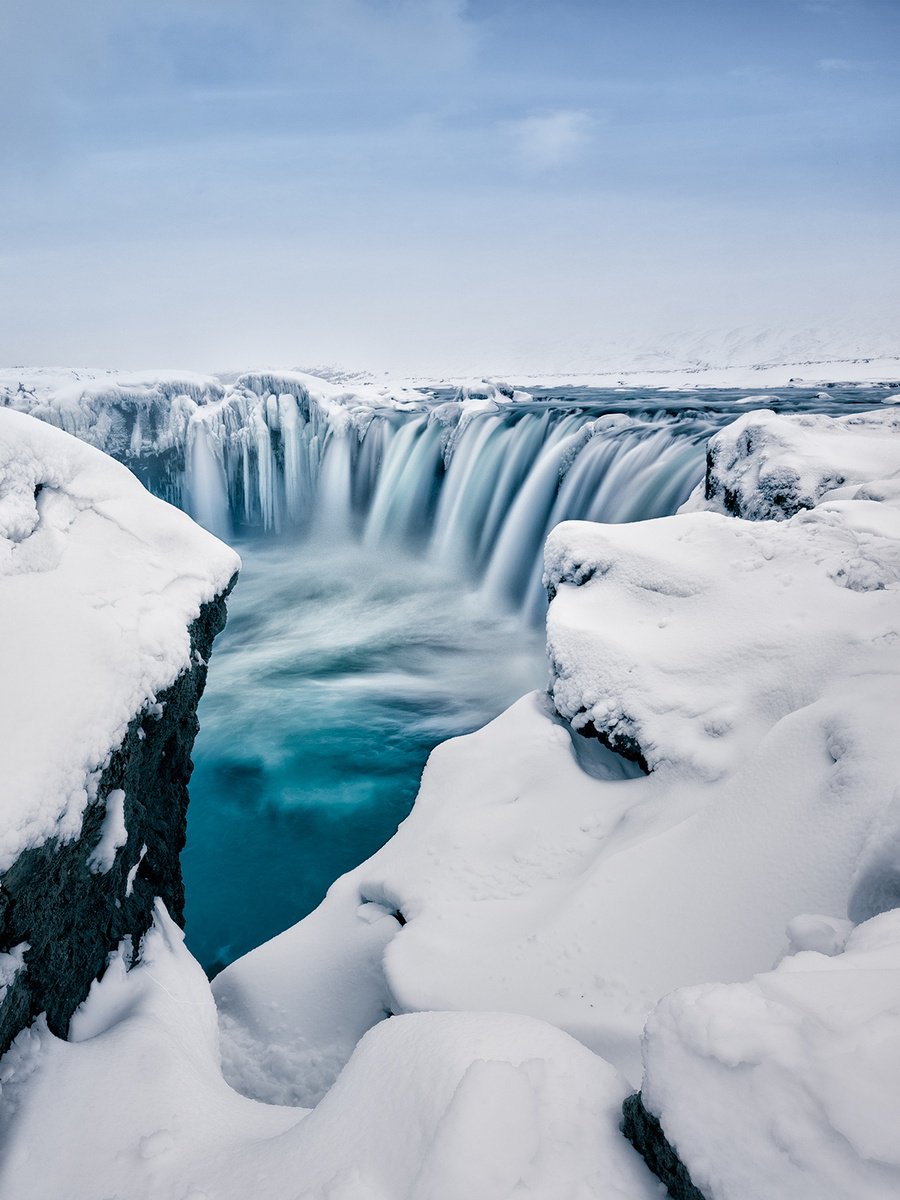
[640,908,900,1200]
[0,408,239,870]
[544,496,900,778]
[0,904,657,1200]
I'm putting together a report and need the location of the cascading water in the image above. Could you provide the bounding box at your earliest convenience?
[7,372,893,968]
[170,391,722,623]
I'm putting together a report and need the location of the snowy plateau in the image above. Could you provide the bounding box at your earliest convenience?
[0,367,899,1200]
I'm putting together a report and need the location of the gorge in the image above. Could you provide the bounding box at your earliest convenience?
[1,371,899,1199]
[6,369,896,971]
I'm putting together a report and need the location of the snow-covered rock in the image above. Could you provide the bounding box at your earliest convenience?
[0,407,238,867]
[699,407,900,520]
[637,907,900,1200]
[0,408,239,1052]
[544,496,900,779]
[0,904,658,1200]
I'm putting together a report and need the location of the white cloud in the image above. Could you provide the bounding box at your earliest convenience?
[503,109,594,170]
[817,57,862,71]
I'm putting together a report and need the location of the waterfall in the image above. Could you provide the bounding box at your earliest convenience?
[3,371,734,620]
[174,395,714,621]
[185,419,231,541]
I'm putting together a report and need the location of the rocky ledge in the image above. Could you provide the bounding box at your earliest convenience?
[0,408,239,1055]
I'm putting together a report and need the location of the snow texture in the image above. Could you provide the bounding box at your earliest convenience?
[86,789,127,874]
[640,908,900,1200]
[699,407,900,520]
[0,904,658,1200]
[0,408,239,871]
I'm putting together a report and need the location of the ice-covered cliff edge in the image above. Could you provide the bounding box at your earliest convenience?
[0,367,429,537]
[0,409,239,1053]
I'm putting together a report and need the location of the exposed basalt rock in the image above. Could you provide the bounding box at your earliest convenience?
[0,579,235,1056]
[701,409,900,522]
[622,1091,708,1200]
[576,718,650,775]
[704,437,819,520]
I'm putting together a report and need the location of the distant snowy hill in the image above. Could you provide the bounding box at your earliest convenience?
[3,323,898,392]
[382,323,900,387]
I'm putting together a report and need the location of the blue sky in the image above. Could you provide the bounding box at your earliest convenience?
[2,0,898,372]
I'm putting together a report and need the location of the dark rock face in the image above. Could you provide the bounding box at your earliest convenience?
[704,430,843,522]
[0,578,235,1057]
[622,1091,709,1200]
[576,718,650,775]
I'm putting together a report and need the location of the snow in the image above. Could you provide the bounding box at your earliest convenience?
[3,395,900,1196]
[401,355,900,391]
[697,407,900,520]
[214,405,900,1107]
[0,408,239,871]
[0,904,658,1200]
[125,845,148,898]
[388,323,900,388]
[544,495,900,778]
[640,908,900,1200]
[86,789,127,874]
[0,945,28,1009]
[0,367,431,456]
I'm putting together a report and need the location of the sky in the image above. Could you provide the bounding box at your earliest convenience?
[2,0,899,374]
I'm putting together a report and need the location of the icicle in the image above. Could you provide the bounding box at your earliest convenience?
[185,421,232,540]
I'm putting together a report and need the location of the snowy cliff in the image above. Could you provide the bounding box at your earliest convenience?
[0,409,239,1054]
